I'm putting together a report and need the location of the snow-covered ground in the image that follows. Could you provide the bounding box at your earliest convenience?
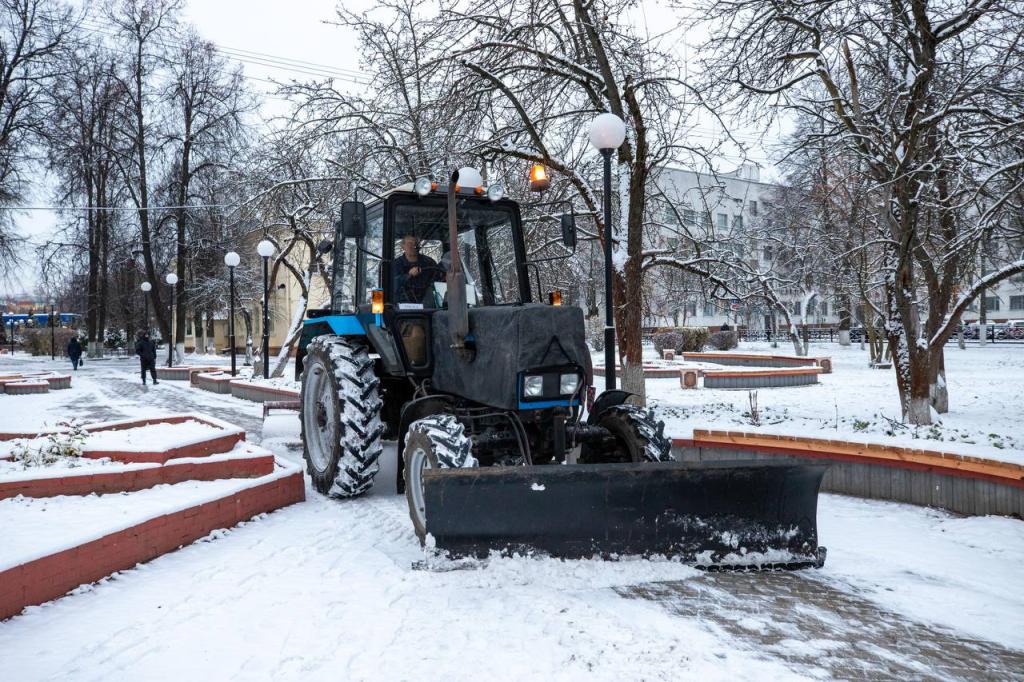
[0,352,1022,679]
[639,341,1024,465]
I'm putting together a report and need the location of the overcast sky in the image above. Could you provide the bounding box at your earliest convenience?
[6,0,784,297]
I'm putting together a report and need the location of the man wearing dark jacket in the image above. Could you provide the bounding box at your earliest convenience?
[66,337,83,370]
[135,332,158,385]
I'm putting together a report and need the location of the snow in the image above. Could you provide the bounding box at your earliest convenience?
[83,420,224,452]
[0,352,1023,677]
[640,341,1024,465]
[0,460,296,572]
[0,442,270,482]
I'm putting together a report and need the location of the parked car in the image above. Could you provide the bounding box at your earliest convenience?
[964,322,1008,340]
[997,320,1024,340]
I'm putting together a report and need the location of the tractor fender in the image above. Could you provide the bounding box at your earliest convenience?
[587,389,636,424]
[396,394,456,494]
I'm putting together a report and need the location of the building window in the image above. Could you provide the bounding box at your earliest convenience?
[732,215,743,230]
[748,200,758,216]
[1010,295,1024,310]
[665,237,679,249]
[762,245,773,261]
[717,213,729,229]
[985,296,1001,311]
[791,302,801,315]
[682,208,697,226]
[685,302,697,316]
[703,303,716,317]
[819,301,828,316]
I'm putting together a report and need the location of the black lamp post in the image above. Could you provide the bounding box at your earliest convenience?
[49,299,56,360]
[257,240,275,379]
[8,318,14,355]
[589,113,627,391]
[140,281,152,334]
[165,273,178,367]
[224,251,240,376]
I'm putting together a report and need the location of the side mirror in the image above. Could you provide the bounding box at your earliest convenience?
[560,213,577,249]
[316,239,333,255]
[338,201,367,239]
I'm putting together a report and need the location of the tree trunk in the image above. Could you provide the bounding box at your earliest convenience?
[193,310,204,355]
[240,308,254,365]
[928,345,948,414]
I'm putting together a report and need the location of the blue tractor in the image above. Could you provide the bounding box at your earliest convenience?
[296,169,827,566]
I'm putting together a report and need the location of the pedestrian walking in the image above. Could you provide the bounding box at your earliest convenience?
[66,336,83,371]
[135,331,159,385]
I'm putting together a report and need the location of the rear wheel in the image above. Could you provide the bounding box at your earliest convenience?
[403,414,475,544]
[299,335,384,497]
[580,405,672,464]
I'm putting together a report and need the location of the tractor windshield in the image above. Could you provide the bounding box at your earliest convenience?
[391,199,523,307]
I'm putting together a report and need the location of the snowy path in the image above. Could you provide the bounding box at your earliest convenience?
[1,356,1022,680]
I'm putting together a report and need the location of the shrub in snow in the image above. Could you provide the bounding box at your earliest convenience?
[22,328,79,357]
[652,327,708,355]
[709,331,738,351]
[11,420,89,468]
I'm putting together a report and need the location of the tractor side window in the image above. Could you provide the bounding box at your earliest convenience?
[362,210,384,304]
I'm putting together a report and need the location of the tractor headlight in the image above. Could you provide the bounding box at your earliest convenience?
[523,375,544,397]
[414,176,433,196]
[559,373,580,395]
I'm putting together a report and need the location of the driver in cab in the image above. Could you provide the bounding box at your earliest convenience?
[394,234,445,304]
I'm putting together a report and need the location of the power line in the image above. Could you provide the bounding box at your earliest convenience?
[75,18,372,86]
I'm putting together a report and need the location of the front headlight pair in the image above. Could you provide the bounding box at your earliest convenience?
[523,373,580,398]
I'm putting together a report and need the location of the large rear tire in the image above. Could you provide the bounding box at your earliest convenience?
[403,414,475,544]
[299,335,384,497]
[580,405,672,464]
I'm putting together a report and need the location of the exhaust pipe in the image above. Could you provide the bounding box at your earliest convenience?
[447,169,469,349]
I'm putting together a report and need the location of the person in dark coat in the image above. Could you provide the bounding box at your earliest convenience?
[135,332,159,385]
[66,337,83,370]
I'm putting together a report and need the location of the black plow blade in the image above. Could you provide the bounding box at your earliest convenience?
[423,460,828,569]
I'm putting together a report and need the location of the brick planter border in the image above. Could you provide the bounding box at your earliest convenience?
[672,430,1024,517]
[0,470,305,621]
[703,367,822,389]
[682,352,829,370]
[3,381,49,395]
[156,366,221,381]
[194,372,235,394]
[0,453,274,500]
[1,415,246,463]
[228,380,300,404]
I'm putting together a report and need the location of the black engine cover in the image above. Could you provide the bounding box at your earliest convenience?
[430,304,590,410]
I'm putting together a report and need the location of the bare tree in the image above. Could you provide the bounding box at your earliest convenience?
[697,0,1024,423]
[0,0,73,273]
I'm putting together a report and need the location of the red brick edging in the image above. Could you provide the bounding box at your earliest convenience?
[0,454,275,500]
[0,471,305,621]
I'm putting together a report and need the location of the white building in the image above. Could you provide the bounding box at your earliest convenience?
[650,163,840,332]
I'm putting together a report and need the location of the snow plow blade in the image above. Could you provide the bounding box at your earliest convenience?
[423,460,828,568]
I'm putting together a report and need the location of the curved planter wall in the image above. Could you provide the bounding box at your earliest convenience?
[703,367,822,389]
[673,430,1024,518]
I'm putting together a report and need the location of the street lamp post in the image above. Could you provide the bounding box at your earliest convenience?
[256,240,275,379]
[49,298,56,361]
[140,281,152,334]
[8,318,14,355]
[589,112,627,391]
[224,251,240,376]
[165,273,178,367]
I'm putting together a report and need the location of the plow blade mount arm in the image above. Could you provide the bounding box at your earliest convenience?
[423,460,828,569]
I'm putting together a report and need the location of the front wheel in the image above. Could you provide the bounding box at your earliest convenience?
[299,335,384,497]
[403,414,476,544]
[580,405,673,464]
